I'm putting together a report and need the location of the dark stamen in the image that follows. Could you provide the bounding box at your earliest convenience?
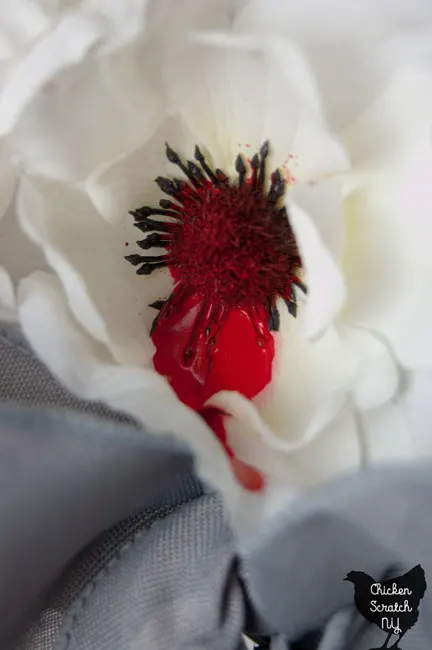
[165,143,202,188]
[194,145,219,184]
[155,176,182,198]
[159,198,180,211]
[187,160,205,185]
[268,301,280,332]
[134,219,172,234]
[284,291,297,318]
[259,140,269,188]
[149,300,166,310]
[215,169,229,185]
[137,259,169,275]
[268,170,285,203]
[251,153,260,191]
[137,233,170,250]
[131,207,178,221]
[293,278,308,295]
[125,254,145,267]
[235,154,246,186]
[125,253,168,268]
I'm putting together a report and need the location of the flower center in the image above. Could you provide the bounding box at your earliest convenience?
[125,142,305,489]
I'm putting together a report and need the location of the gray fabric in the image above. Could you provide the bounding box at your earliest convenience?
[0,324,130,421]
[53,493,246,650]
[3,320,432,650]
[0,403,196,646]
[245,465,432,649]
[14,482,207,650]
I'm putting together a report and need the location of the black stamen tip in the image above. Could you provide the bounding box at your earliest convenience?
[235,154,246,174]
[188,161,204,179]
[130,207,152,219]
[149,300,165,310]
[194,145,205,163]
[165,143,182,165]
[268,304,280,332]
[159,199,173,210]
[285,297,297,318]
[134,219,172,234]
[137,260,167,276]
[125,254,144,266]
[155,176,178,196]
[293,279,308,295]
[251,153,260,169]
[215,169,229,184]
[137,233,166,250]
[260,140,270,158]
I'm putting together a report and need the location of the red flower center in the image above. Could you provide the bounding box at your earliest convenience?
[126,142,305,491]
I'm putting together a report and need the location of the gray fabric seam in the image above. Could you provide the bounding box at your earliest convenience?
[56,491,206,650]
[0,332,33,358]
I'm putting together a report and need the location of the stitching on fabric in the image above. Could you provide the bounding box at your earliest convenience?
[0,328,34,357]
[56,492,203,650]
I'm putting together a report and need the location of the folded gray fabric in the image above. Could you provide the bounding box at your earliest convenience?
[0,403,199,646]
[2,321,432,650]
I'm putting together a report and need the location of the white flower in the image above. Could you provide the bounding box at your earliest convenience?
[3,0,432,536]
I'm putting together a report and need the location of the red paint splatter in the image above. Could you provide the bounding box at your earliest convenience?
[124,241,129,246]
[245,143,251,148]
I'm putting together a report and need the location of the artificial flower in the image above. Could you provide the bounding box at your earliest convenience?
[3,0,432,532]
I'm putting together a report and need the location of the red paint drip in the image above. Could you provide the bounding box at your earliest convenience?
[152,298,271,492]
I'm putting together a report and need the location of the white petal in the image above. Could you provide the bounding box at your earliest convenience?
[253,298,315,444]
[18,270,255,535]
[342,327,399,411]
[290,176,345,262]
[399,371,432,457]
[0,0,52,60]
[358,402,413,466]
[343,68,432,168]
[18,175,168,366]
[341,164,432,370]
[0,194,47,287]
[210,392,360,488]
[236,0,432,129]
[1,0,162,181]
[0,143,17,221]
[208,321,357,453]
[288,201,346,338]
[163,32,318,171]
[304,325,357,439]
[253,301,356,446]
[0,13,101,137]
[86,117,197,224]
[0,266,16,321]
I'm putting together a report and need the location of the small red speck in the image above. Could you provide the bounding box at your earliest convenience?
[238,143,242,147]
[245,144,251,148]
[124,242,129,246]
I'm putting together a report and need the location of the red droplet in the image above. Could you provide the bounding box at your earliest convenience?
[152,293,275,411]
[230,457,265,492]
[245,143,251,148]
[124,241,129,246]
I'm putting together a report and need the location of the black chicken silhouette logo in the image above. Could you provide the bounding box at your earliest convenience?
[344,565,427,649]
